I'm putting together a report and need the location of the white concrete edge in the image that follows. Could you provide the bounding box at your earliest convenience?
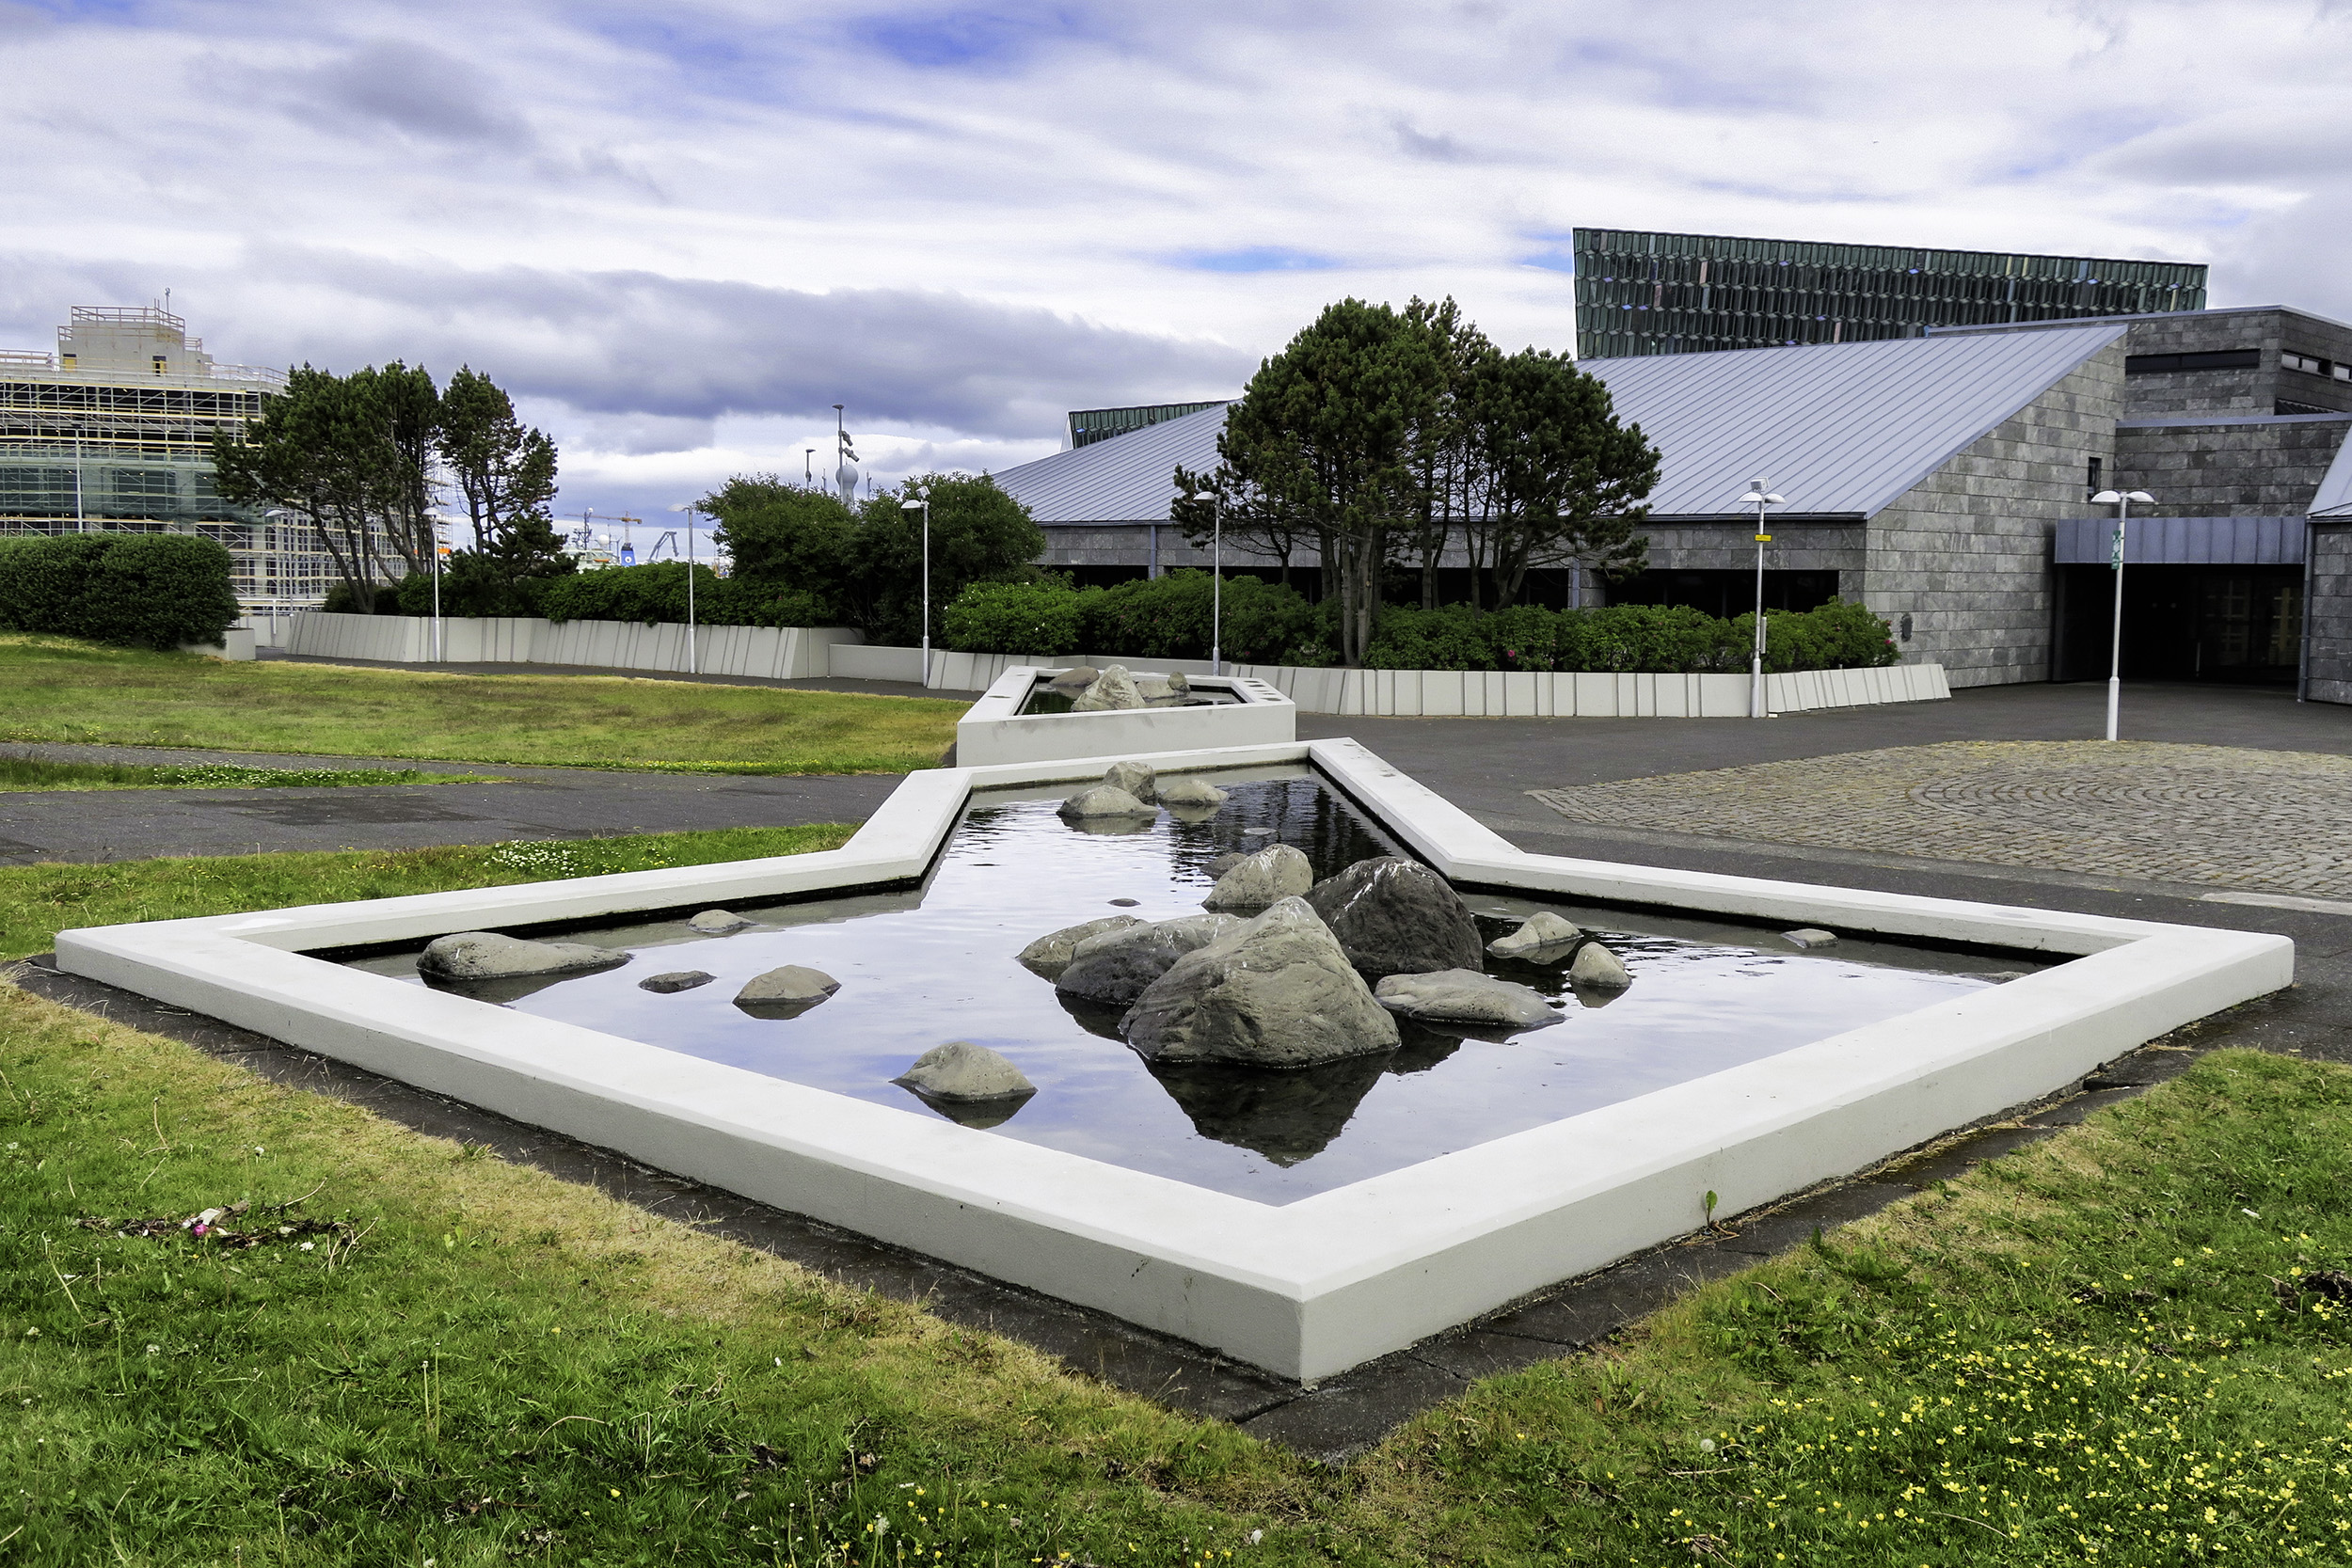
[50,738,2291,1379]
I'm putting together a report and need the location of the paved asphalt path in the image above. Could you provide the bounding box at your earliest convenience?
[0,744,900,864]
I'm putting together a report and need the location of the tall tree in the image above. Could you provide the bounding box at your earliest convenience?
[437,367,564,582]
[1185,299,1441,666]
[1464,348,1657,607]
[213,366,417,613]
[856,473,1047,647]
[359,361,443,577]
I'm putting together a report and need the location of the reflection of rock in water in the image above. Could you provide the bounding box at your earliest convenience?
[1146,1053,1389,1165]
[897,1085,1032,1130]
[418,969,584,1006]
[1388,1021,1470,1073]
[1054,990,1130,1043]
[1166,777,1401,886]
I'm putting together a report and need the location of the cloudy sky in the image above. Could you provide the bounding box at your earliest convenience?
[2,0,2344,532]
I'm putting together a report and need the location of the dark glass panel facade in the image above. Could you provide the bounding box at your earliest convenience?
[1066,401,1227,449]
[1573,229,2208,359]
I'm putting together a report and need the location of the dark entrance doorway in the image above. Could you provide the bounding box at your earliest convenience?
[2053,564,2303,685]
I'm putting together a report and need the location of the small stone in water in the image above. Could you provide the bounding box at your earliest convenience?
[1108,897,1140,907]
[734,965,841,1019]
[1568,941,1632,990]
[689,910,757,935]
[1783,928,1838,950]
[1156,777,1229,811]
[1486,911,1584,961]
[1057,785,1155,820]
[894,1040,1036,1102]
[639,971,716,993]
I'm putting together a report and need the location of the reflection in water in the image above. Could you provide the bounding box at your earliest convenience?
[350,768,2016,1205]
[1147,1053,1391,1164]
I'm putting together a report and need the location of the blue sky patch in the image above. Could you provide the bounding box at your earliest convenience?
[1174,246,1343,274]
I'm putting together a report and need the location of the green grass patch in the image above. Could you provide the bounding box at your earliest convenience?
[0,633,962,774]
[0,825,855,962]
[0,757,501,792]
[2,823,2346,1563]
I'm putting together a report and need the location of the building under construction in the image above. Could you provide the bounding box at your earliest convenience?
[0,306,372,611]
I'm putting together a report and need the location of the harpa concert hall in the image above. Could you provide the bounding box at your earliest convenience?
[992,229,2352,705]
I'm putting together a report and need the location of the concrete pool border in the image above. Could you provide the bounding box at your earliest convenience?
[952,664,1295,767]
[56,739,2292,1382]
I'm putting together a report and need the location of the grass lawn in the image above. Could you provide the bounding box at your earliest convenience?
[4,835,2348,1563]
[0,827,854,962]
[0,758,501,792]
[0,635,963,775]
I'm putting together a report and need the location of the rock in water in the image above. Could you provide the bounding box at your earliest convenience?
[733,964,842,1019]
[1122,896,1401,1068]
[1016,914,1144,979]
[689,910,756,935]
[1782,927,1838,950]
[1071,665,1146,712]
[420,931,627,980]
[639,970,716,993]
[1302,857,1483,977]
[1487,911,1584,961]
[1568,941,1632,990]
[1103,760,1157,802]
[1057,784,1154,820]
[1046,665,1098,689]
[1202,843,1312,911]
[1375,969,1562,1030]
[1056,913,1239,1006]
[894,1041,1035,1102]
[1156,777,1229,811]
[1204,851,1251,880]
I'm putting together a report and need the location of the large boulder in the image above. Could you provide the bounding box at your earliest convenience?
[1103,760,1157,803]
[1045,665,1098,690]
[1057,784,1154,821]
[1016,914,1144,980]
[420,931,626,981]
[1056,913,1239,1006]
[733,964,841,1019]
[894,1040,1036,1101]
[1302,857,1483,977]
[1202,843,1312,912]
[1122,896,1401,1068]
[1071,665,1146,712]
[1486,911,1584,962]
[1374,969,1562,1031]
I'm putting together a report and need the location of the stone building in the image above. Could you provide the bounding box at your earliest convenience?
[993,304,2352,699]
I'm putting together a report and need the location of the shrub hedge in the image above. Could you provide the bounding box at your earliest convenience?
[938,571,1900,673]
[0,534,242,651]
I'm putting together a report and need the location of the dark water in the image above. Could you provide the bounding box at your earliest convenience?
[348,768,2016,1204]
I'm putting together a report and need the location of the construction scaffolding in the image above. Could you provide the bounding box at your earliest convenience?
[0,306,384,612]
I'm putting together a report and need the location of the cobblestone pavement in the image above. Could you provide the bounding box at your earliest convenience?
[1531,740,2352,895]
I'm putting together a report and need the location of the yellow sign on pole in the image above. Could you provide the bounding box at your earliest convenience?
[1754,533,1772,542]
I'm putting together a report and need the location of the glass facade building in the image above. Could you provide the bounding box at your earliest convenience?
[1572,229,2207,359]
[1067,401,1227,449]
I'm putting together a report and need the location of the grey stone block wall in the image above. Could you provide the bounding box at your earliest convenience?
[2113,417,2350,515]
[2309,522,2352,705]
[1861,343,2124,687]
[2122,309,2352,418]
[1632,522,1865,582]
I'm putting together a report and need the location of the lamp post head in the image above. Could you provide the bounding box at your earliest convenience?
[2092,489,2156,507]
[1739,491,1786,505]
[900,499,925,514]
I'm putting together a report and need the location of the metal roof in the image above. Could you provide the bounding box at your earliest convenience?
[993,323,2127,525]
[2312,428,2352,518]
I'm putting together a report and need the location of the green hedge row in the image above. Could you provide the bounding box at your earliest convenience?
[0,534,242,651]
[942,571,1901,673]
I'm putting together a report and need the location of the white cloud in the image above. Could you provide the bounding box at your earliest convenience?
[0,0,2343,508]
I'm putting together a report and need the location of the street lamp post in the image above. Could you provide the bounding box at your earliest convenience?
[900,494,931,686]
[2091,488,2155,741]
[1211,496,1222,676]
[668,503,700,675]
[431,515,443,663]
[1738,478,1786,720]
